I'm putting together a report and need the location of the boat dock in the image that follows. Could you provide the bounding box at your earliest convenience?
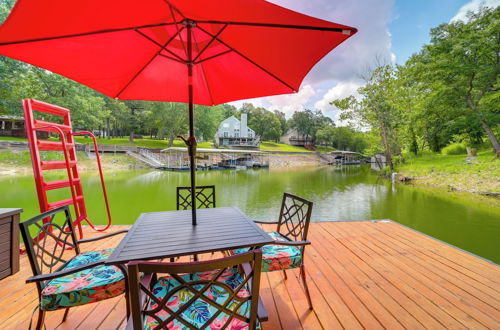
[132,147,270,171]
[0,220,498,329]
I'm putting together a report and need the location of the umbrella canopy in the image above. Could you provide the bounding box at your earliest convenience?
[0,0,357,224]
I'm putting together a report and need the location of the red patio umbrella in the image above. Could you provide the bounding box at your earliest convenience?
[0,0,357,225]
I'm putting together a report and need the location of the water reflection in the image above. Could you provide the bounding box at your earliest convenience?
[0,165,498,262]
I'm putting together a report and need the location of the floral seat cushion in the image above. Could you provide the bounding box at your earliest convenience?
[144,267,260,330]
[40,248,125,311]
[232,232,303,272]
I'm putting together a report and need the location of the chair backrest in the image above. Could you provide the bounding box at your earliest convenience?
[277,193,313,242]
[127,251,262,330]
[19,206,80,292]
[176,185,216,210]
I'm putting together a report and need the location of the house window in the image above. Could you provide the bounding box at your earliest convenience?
[235,132,239,137]
[223,131,228,137]
[223,123,229,128]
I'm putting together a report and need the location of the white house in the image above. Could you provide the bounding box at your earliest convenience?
[214,114,259,148]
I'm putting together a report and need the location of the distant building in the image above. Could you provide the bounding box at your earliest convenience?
[0,115,48,139]
[214,114,259,148]
[280,128,314,147]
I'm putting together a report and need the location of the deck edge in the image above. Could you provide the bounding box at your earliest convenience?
[386,220,498,266]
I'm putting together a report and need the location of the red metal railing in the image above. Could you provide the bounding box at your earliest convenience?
[23,99,112,239]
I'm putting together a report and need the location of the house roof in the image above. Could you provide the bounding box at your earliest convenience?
[218,115,256,133]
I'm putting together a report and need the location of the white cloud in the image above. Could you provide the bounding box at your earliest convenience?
[268,0,395,84]
[229,85,316,117]
[451,0,500,22]
[231,0,395,119]
[314,81,361,122]
[232,0,396,120]
[267,85,316,116]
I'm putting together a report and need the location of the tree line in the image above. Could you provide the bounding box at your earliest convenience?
[0,1,366,152]
[333,7,499,169]
[0,2,496,159]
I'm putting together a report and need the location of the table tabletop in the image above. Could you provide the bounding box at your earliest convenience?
[106,207,274,265]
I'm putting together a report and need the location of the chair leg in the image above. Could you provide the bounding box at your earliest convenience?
[62,308,70,322]
[35,309,45,330]
[300,265,313,310]
[125,288,131,318]
[282,269,287,280]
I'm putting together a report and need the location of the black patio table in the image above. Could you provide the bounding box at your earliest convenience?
[105,207,274,265]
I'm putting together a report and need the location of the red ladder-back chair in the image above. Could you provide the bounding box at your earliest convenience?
[23,98,112,239]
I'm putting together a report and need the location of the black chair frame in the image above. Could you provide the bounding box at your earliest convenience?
[254,192,314,309]
[126,251,263,330]
[176,185,216,210]
[19,205,129,329]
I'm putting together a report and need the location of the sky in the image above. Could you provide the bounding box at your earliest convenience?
[229,0,500,121]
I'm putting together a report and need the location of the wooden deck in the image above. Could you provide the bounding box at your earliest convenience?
[0,221,498,329]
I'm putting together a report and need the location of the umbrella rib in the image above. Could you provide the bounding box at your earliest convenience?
[135,28,187,63]
[114,27,186,98]
[168,4,188,59]
[194,49,232,65]
[162,0,186,19]
[194,20,353,33]
[192,24,228,63]
[0,22,180,47]
[196,25,296,92]
[192,33,215,106]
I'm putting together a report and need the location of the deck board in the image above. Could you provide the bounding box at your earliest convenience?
[0,221,498,330]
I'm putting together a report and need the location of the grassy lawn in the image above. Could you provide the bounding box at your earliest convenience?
[0,149,87,167]
[259,141,312,153]
[315,145,335,154]
[0,136,28,142]
[1,136,331,153]
[0,136,213,149]
[397,150,499,193]
[398,150,497,174]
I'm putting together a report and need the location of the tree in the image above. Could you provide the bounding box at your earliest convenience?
[194,105,224,141]
[220,103,238,119]
[316,125,335,146]
[245,106,283,141]
[289,110,315,139]
[332,64,403,171]
[273,110,288,138]
[150,102,188,146]
[416,7,500,154]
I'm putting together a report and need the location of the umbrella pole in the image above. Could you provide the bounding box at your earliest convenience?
[187,21,197,226]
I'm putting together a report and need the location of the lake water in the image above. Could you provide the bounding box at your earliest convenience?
[1,165,499,263]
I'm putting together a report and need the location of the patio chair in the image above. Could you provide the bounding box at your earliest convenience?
[231,193,314,310]
[19,206,129,329]
[176,185,216,262]
[126,251,263,330]
[176,185,216,210]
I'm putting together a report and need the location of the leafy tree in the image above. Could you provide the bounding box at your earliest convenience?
[194,105,224,141]
[150,102,187,146]
[332,65,403,170]
[316,126,336,146]
[220,103,238,119]
[415,7,500,154]
[289,110,315,140]
[245,106,282,141]
[273,110,288,137]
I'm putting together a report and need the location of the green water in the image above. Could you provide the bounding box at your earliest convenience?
[1,166,499,263]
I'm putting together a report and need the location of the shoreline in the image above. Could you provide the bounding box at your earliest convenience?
[1,151,498,200]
